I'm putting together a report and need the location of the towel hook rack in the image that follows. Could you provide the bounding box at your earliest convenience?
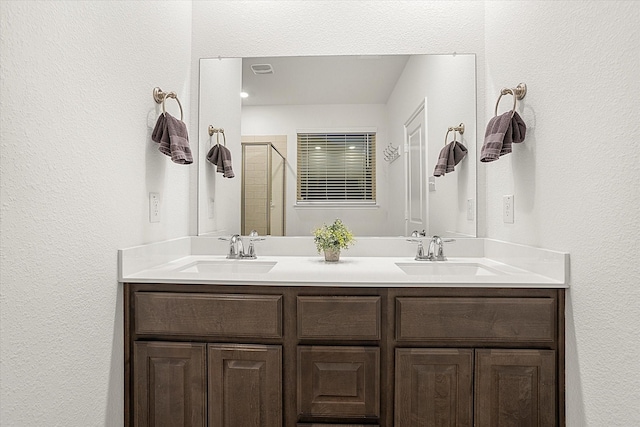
[208,125,226,146]
[153,87,184,121]
[494,82,527,117]
[444,123,465,146]
[383,143,400,163]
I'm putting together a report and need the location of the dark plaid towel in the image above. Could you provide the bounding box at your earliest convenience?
[434,141,468,176]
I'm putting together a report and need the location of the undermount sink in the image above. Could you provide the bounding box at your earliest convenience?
[178,260,277,274]
[395,262,501,276]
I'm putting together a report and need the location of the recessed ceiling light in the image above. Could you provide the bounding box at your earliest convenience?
[240,92,249,98]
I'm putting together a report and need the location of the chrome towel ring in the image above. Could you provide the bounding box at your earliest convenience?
[153,87,184,121]
[494,83,527,117]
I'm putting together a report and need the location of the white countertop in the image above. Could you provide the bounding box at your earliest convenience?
[119,237,569,288]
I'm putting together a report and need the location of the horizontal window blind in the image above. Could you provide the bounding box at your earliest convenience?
[297,132,376,202]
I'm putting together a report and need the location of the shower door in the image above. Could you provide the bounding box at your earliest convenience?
[241,142,286,236]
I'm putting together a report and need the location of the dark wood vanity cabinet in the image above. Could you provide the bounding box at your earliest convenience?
[125,284,564,427]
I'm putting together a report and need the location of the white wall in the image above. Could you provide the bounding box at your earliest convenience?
[242,103,391,236]
[483,1,640,426]
[0,1,193,426]
[5,1,637,426]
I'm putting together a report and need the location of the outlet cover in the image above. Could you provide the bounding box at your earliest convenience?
[503,195,514,223]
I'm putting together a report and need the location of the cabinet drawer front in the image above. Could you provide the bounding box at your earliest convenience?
[298,346,380,419]
[134,292,282,338]
[396,297,555,344]
[297,296,381,340]
[298,425,378,427]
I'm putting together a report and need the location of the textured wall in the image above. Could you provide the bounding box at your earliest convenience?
[0,1,192,425]
[3,1,637,426]
[483,1,640,425]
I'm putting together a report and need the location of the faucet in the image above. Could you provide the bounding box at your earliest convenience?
[426,235,455,261]
[227,234,245,259]
[219,231,265,259]
[407,235,455,261]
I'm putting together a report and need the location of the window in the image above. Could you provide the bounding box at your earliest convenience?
[297,132,376,204]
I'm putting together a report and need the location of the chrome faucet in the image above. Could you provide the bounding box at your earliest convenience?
[406,238,431,261]
[407,235,455,261]
[426,235,455,261]
[227,234,245,259]
[220,231,265,259]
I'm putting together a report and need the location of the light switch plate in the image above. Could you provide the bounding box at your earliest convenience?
[149,192,160,223]
[467,199,474,220]
[503,195,514,223]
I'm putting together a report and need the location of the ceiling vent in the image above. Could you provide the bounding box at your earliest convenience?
[250,64,274,75]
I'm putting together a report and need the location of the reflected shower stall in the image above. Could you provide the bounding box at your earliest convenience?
[241,140,286,236]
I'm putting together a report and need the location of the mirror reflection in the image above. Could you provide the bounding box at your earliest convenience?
[198,54,476,237]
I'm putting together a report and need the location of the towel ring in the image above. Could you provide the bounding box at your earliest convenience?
[153,87,184,121]
[494,83,527,117]
[444,123,465,146]
[208,125,226,146]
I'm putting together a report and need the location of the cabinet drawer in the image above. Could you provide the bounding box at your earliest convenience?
[298,425,378,427]
[297,296,381,340]
[134,292,282,338]
[298,346,380,419]
[396,297,556,345]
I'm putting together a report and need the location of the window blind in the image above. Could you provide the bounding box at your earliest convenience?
[297,132,376,203]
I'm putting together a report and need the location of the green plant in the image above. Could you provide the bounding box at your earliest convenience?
[313,219,355,253]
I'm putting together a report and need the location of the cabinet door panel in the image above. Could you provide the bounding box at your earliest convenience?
[475,349,556,427]
[298,346,380,419]
[395,348,473,427]
[133,342,206,427]
[208,344,282,427]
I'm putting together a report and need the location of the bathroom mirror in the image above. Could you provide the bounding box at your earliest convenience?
[198,54,476,237]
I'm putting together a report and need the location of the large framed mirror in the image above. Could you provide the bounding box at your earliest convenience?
[198,54,476,237]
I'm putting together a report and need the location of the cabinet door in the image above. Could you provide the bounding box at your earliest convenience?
[475,349,556,427]
[133,341,207,427]
[298,346,380,420]
[208,344,282,427]
[395,348,473,427]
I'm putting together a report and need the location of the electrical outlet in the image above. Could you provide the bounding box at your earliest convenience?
[503,195,514,223]
[467,199,474,220]
[149,192,160,223]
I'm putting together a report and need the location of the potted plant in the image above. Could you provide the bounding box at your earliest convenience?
[312,219,354,262]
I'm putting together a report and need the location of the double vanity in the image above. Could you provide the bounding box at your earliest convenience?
[120,236,568,427]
